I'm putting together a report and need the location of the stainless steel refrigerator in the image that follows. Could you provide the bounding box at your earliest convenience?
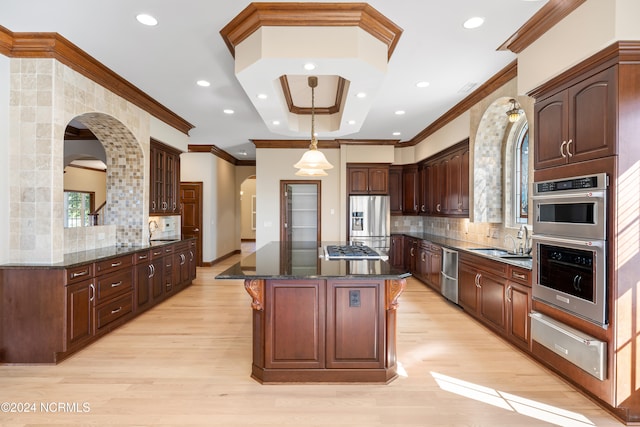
[348,195,390,252]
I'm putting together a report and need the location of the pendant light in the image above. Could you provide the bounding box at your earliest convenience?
[294,76,334,176]
[506,98,523,123]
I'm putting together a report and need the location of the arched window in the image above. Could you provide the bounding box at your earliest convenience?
[514,124,529,224]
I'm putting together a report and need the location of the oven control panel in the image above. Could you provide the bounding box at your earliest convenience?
[535,175,603,193]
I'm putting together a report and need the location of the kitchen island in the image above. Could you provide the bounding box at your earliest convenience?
[217,241,410,384]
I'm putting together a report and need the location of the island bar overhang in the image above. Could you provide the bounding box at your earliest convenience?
[216,241,409,383]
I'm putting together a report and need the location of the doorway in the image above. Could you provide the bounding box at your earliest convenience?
[280,181,321,243]
[180,182,203,266]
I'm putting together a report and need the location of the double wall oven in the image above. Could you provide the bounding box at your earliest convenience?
[531,173,608,327]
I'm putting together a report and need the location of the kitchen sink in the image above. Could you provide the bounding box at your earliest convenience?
[467,248,532,259]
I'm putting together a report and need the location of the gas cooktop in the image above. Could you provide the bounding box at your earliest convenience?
[323,244,384,260]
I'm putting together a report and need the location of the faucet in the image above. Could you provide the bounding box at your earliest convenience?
[148,220,159,242]
[517,224,532,254]
[504,234,518,254]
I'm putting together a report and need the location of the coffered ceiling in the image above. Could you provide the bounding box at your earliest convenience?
[1,1,576,161]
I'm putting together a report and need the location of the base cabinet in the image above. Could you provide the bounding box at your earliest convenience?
[458,252,531,349]
[246,277,405,383]
[0,239,197,364]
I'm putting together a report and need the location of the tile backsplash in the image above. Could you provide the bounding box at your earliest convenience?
[149,215,181,240]
[391,215,522,249]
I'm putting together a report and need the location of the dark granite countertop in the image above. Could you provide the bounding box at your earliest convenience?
[396,232,533,270]
[216,241,411,280]
[0,239,192,269]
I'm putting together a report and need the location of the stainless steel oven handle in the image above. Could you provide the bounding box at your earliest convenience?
[532,234,605,249]
[531,190,606,201]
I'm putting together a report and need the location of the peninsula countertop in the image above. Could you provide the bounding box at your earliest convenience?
[216,241,411,280]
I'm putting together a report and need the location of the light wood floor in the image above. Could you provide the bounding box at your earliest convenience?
[0,251,624,426]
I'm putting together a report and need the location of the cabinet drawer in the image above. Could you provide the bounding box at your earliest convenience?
[95,269,133,304]
[150,247,165,259]
[66,263,94,284]
[510,267,531,286]
[134,250,151,264]
[95,254,133,275]
[95,293,133,331]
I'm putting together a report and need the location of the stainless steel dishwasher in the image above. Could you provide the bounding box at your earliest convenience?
[441,247,458,304]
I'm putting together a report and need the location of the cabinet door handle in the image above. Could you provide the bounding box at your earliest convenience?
[148,264,154,279]
[436,203,441,212]
[111,281,123,288]
[421,204,425,212]
[89,283,95,302]
[421,253,426,262]
[410,247,414,256]
[189,251,194,262]
[180,254,186,265]
[475,273,481,288]
[138,254,148,260]
[111,307,122,314]
[111,261,122,267]
[506,285,512,302]
[566,139,573,157]
[560,140,567,158]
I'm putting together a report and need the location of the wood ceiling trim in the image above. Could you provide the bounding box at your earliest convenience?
[187,144,257,166]
[64,125,98,140]
[220,3,403,60]
[408,60,518,146]
[0,25,194,136]
[279,75,345,115]
[498,0,586,53]
[252,139,341,149]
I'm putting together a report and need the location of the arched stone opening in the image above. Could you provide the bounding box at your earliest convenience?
[72,112,144,246]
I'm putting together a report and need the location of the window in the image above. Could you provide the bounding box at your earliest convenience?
[64,191,94,227]
[514,124,529,224]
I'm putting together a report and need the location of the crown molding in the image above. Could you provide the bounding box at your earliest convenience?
[408,60,518,146]
[498,0,586,53]
[0,25,194,136]
[220,2,403,60]
[187,144,256,166]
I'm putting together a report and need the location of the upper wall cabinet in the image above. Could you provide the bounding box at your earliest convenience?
[388,166,403,215]
[150,139,181,215]
[347,164,389,195]
[401,164,419,215]
[534,66,617,170]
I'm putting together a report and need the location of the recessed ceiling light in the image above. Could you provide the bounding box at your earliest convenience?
[136,14,158,26]
[196,80,210,87]
[238,150,247,156]
[223,109,234,115]
[463,17,484,29]
[395,110,405,115]
[272,120,280,125]
[356,92,367,98]
[304,63,316,71]
[257,93,268,99]
[416,81,430,88]
[392,132,401,136]
[348,120,356,125]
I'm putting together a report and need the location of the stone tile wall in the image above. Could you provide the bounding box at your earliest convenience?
[9,58,150,263]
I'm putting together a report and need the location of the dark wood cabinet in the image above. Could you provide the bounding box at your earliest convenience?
[445,146,469,215]
[388,166,403,215]
[0,239,197,364]
[347,164,389,195]
[250,277,402,383]
[403,237,418,273]
[389,235,404,269]
[534,66,617,170]
[150,139,181,215]
[458,252,531,349]
[66,278,94,349]
[402,164,419,215]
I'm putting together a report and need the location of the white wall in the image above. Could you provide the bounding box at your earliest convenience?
[181,152,239,263]
[150,116,189,152]
[256,147,341,249]
[240,178,256,240]
[0,56,9,264]
[413,112,471,162]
